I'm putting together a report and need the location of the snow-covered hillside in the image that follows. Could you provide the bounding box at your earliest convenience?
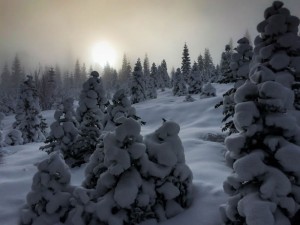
[0,84,232,225]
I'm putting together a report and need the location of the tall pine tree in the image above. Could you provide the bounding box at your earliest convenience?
[181,43,191,83]
[221,2,300,224]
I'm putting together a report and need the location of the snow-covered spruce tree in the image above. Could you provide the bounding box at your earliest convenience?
[144,54,151,99]
[86,118,192,225]
[148,63,158,99]
[181,43,191,83]
[203,48,216,82]
[20,152,72,225]
[131,58,147,104]
[156,65,165,91]
[219,44,233,83]
[221,2,300,224]
[215,37,253,134]
[161,59,171,88]
[72,71,107,167]
[188,62,202,94]
[150,63,159,89]
[143,121,193,222]
[40,98,79,160]
[197,54,204,77]
[92,117,157,225]
[103,89,141,131]
[119,54,132,94]
[200,82,216,99]
[13,75,47,144]
[173,68,187,96]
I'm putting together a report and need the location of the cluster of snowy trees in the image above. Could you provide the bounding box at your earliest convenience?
[5,1,300,224]
[172,43,218,99]
[0,57,90,115]
[20,88,193,224]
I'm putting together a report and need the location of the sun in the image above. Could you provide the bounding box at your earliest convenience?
[91,42,117,67]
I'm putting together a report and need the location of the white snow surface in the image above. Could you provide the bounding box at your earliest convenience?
[0,84,232,225]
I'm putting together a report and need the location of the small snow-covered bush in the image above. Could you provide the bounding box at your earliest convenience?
[20,152,72,225]
[5,129,23,146]
[200,82,216,98]
[184,94,195,102]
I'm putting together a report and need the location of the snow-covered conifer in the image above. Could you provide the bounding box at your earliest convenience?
[148,64,158,99]
[82,118,193,224]
[150,63,159,89]
[221,2,300,224]
[103,89,139,131]
[143,121,193,221]
[131,59,147,104]
[93,118,156,225]
[156,65,165,91]
[13,75,47,143]
[118,54,132,94]
[200,82,216,98]
[216,37,253,134]
[20,152,72,225]
[72,71,107,167]
[188,62,202,94]
[173,68,187,96]
[181,43,191,83]
[203,49,216,82]
[161,60,171,88]
[40,98,79,161]
[143,55,151,98]
[219,44,233,83]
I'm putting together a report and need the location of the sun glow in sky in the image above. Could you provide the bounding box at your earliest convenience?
[91,41,117,67]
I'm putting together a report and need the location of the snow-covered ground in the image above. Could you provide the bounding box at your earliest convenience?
[0,83,232,225]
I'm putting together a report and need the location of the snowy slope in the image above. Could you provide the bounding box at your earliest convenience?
[0,83,232,225]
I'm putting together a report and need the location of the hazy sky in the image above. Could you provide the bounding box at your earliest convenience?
[1,0,300,73]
